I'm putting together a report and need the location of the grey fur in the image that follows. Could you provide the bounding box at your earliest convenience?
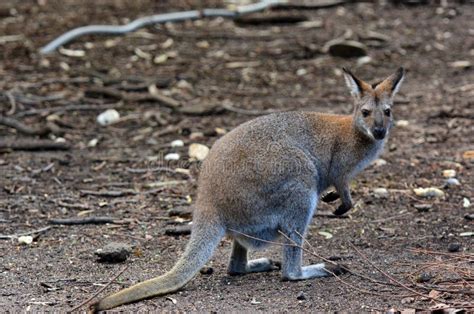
[92,68,405,311]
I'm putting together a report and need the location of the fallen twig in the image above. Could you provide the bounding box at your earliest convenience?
[49,217,118,225]
[56,200,90,210]
[70,265,129,312]
[0,226,51,240]
[15,103,118,118]
[39,1,286,54]
[0,116,54,136]
[80,189,137,197]
[0,139,70,151]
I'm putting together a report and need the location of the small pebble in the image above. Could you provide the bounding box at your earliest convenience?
[95,242,132,263]
[177,79,193,90]
[442,169,456,178]
[373,188,389,198]
[447,242,461,252]
[395,120,409,127]
[88,138,99,147]
[97,109,120,126]
[296,68,307,76]
[189,132,204,140]
[414,203,432,212]
[189,143,210,161]
[357,56,372,66]
[200,266,214,275]
[372,158,387,167]
[413,187,444,198]
[165,153,180,161]
[444,178,460,188]
[463,198,471,208]
[416,273,432,283]
[296,291,306,300]
[170,139,184,147]
[18,235,33,245]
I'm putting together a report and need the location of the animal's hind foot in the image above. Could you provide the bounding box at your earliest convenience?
[228,258,280,276]
[282,262,347,281]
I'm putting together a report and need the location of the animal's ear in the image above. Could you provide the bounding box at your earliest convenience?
[342,68,371,99]
[374,67,405,98]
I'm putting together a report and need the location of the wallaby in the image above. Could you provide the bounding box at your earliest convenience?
[92,68,405,311]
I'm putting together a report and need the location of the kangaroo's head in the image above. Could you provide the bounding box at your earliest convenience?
[343,67,405,141]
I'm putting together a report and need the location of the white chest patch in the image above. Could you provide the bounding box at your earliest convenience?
[351,141,385,178]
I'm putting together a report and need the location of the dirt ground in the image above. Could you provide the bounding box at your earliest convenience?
[1,0,473,312]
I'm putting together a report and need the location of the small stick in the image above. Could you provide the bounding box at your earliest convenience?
[80,189,137,197]
[0,139,70,151]
[5,91,16,115]
[0,116,53,136]
[69,265,129,312]
[49,217,118,225]
[0,226,51,240]
[16,103,118,118]
[125,166,177,174]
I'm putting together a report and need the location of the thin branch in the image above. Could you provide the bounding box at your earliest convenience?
[0,116,53,136]
[70,265,129,312]
[49,217,118,225]
[0,226,51,240]
[348,242,458,304]
[230,229,411,298]
[0,139,70,151]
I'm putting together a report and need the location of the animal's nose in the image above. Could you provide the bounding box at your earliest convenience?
[373,127,386,139]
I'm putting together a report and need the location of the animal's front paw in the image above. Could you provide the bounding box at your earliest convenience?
[333,204,351,216]
[321,191,340,203]
[323,263,349,276]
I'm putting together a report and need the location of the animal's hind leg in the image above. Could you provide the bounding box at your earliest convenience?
[280,189,336,280]
[227,240,279,276]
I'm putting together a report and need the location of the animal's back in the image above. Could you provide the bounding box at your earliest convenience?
[195,111,346,227]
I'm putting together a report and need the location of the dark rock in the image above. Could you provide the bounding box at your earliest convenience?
[465,214,474,221]
[200,266,214,275]
[448,242,461,252]
[296,291,306,300]
[324,39,367,58]
[414,203,432,212]
[168,206,193,218]
[165,225,192,236]
[95,242,132,263]
[416,273,432,283]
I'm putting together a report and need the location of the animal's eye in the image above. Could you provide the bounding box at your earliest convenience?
[384,108,391,116]
[361,109,371,117]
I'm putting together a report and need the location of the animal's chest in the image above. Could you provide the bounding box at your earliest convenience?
[350,142,384,177]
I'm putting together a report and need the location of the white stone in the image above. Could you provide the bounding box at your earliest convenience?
[170,140,184,147]
[396,120,409,127]
[442,169,456,178]
[164,153,180,161]
[97,109,120,126]
[372,158,387,167]
[88,138,99,147]
[18,235,33,245]
[373,188,389,198]
[463,198,471,208]
[189,143,209,161]
[413,187,444,198]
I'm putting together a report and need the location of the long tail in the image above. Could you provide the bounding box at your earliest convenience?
[91,220,224,311]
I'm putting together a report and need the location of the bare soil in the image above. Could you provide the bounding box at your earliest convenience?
[0,0,473,312]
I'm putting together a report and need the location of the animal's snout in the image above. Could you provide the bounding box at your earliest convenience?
[372,127,386,140]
